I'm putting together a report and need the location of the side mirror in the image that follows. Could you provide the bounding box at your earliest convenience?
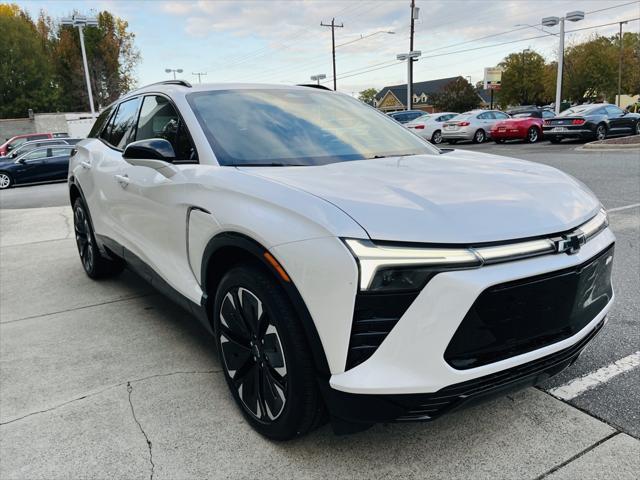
[17,158,26,164]
[123,138,176,162]
[11,152,17,158]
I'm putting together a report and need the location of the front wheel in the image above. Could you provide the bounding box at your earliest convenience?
[525,127,540,143]
[73,198,123,278]
[0,172,12,189]
[473,129,486,143]
[214,264,325,440]
[635,121,640,135]
[431,130,443,144]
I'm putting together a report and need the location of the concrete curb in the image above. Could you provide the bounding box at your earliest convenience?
[575,144,640,152]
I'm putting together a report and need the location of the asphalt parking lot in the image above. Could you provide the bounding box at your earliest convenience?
[1,141,638,479]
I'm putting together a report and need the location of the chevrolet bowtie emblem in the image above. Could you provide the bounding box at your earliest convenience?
[555,232,586,254]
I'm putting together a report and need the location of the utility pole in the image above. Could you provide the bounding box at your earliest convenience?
[409,0,417,109]
[321,18,343,91]
[193,72,207,83]
[617,21,627,107]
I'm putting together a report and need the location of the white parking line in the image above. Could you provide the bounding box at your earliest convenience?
[548,351,640,401]
[607,203,640,213]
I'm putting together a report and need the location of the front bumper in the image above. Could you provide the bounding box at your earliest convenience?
[329,227,615,398]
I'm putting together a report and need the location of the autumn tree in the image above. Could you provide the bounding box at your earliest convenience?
[358,88,378,104]
[431,77,480,112]
[497,49,546,106]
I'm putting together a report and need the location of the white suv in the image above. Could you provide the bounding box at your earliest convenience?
[69,81,614,440]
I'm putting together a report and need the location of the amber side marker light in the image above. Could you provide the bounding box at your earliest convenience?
[263,252,291,282]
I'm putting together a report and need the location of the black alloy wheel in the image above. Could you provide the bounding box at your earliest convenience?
[473,129,486,143]
[526,127,539,143]
[635,121,640,135]
[214,265,325,440]
[595,124,607,141]
[72,198,122,278]
[431,130,443,144]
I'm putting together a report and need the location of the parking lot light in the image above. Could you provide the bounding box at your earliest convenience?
[61,15,99,116]
[310,74,327,85]
[396,51,422,111]
[542,11,585,114]
[165,68,184,80]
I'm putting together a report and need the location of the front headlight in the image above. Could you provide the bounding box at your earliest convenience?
[344,239,482,292]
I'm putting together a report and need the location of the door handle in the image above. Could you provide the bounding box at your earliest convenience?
[114,174,130,188]
[81,161,91,169]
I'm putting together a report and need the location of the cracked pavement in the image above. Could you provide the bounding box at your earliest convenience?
[1,149,639,479]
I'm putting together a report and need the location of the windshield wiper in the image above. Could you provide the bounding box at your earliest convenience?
[367,153,418,159]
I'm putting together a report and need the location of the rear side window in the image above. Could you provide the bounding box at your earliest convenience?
[494,112,509,119]
[51,147,72,157]
[88,107,114,138]
[101,98,140,149]
[135,95,198,162]
[605,105,623,116]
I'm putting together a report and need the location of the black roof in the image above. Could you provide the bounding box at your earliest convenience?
[376,76,462,106]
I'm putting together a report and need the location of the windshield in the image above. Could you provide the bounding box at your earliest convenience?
[558,105,593,117]
[187,89,438,166]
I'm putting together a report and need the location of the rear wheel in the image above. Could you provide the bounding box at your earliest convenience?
[73,198,123,278]
[526,127,540,143]
[595,124,607,141]
[473,129,486,143]
[214,264,325,440]
[431,130,443,144]
[0,172,12,189]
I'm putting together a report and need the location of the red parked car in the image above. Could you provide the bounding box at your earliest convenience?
[490,109,556,143]
[0,133,64,156]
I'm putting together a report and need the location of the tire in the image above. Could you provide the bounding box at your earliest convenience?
[595,124,607,141]
[493,138,505,144]
[548,136,562,144]
[431,130,443,144]
[213,264,325,440]
[72,198,123,278]
[473,129,486,143]
[635,121,640,135]
[0,172,12,189]
[525,127,540,143]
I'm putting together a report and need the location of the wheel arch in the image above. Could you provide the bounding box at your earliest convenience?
[200,232,331,376]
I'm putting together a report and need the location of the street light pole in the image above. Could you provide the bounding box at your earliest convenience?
[397,51,422,111]
[310,74,326,85]
[61,15,98,116]
[618,21,627,107]
[542,11,584,114]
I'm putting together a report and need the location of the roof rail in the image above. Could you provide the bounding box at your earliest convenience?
[132,79,193,92]
[296,84,333,91]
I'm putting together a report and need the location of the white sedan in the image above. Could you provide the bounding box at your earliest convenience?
[405,112,458,144]
[69,82,614,440]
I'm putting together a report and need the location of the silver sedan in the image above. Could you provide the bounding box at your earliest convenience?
[405,112,458,144]
[441,110,510,144]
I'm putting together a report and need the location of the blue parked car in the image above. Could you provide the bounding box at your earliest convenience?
[0,145,75,189]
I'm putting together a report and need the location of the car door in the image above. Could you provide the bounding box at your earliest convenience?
[605,105,631,133]
[115,94,199,291]
[48,147,74,179]
[89,97,141,252]
[13,148,49,183]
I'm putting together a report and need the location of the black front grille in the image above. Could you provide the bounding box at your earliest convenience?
[345,291,419,370]
[444,244,614,370]
[396,318,604,421]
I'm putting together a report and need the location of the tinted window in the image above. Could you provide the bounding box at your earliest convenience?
[102,98,140,149]
[494,112,509,119]
[135,95,198,161]
[51,147,72,157]
[22,149,48,161]
[89,107,114,138]
[605,105,623,116]
[407,112,422,121]
[187,88,438,166]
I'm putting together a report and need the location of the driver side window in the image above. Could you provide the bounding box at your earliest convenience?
[135,95,198,162]
[23,148,48,161]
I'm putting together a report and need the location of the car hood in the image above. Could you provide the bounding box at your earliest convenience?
[240,150,600,244]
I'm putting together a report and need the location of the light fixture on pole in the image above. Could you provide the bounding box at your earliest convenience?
[396,51,421,111]
[542,11,584,114]
[165,68,184,80]
[310,74,327,85]
[61,15,99,116]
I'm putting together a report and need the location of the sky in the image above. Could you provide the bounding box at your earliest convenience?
[15,0,640,95]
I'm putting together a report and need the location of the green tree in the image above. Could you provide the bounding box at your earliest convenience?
[497,49,546,106]
[431,77,480,112]
[358,88,378,104]
[563,35,618,103]
[0,5,59,117]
